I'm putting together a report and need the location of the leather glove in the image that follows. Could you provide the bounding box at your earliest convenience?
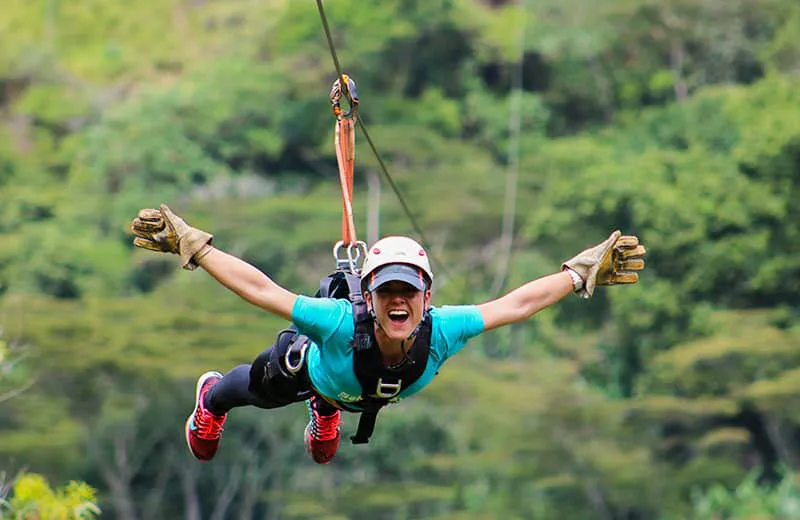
[562,230,647,299]
[131,204,214,270]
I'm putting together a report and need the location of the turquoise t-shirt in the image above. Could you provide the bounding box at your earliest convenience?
[291,295,485,409]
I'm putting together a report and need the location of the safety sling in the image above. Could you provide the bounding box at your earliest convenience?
[316,74,432,443]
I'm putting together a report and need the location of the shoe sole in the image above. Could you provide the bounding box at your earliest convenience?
[185,370,223,461]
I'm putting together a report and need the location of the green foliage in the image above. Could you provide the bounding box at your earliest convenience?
[1,473,100,519]
[684,470,800,520]
[1,0,800,518]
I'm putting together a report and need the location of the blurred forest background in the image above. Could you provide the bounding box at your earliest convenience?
[2,0,800,518]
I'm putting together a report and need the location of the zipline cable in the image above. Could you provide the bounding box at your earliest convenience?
[315,0,449,279]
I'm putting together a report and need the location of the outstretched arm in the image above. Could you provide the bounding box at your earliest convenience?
[131,204,297,321]
[478,271,574,332]
[477,230,647,333]
[196,248,297,321]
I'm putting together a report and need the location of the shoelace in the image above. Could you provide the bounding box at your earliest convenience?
[310,399,339,441]
[311,413,339,441]
[195,408,225,440]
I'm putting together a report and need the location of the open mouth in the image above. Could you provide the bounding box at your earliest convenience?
[388,310,409,325]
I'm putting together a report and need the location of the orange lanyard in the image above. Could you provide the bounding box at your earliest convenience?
[330,75,359,247]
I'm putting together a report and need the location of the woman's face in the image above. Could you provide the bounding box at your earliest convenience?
[366,280,430,342]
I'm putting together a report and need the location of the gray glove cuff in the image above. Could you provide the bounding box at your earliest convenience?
[179,229,214,271]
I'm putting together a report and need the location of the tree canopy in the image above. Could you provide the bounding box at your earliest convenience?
[1,0,800,518]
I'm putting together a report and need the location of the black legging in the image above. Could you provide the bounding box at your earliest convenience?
[203,351,339,418]
[204,364,277,415]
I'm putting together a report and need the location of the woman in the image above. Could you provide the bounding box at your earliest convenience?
[131,204,646,464]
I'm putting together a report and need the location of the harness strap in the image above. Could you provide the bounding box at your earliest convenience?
[350,400,383,444]
[350,313,432,444]
[266,329,311,379]
[346,272,372,352]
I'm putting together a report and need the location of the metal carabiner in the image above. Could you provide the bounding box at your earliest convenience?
[333,240,367,274]
[284,339,309,376]
[330,74,359,119]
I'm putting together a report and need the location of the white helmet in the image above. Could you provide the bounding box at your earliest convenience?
[361,236,433,291]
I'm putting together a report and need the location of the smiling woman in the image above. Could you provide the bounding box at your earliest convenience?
[359,237,434,362]
[130,205,646,465]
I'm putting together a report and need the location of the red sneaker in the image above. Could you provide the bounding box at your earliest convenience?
[185,371,227,462]
[304,394,341,464]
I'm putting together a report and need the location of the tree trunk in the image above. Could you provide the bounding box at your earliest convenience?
[180,464,202,520]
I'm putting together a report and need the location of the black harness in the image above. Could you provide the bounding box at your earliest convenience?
[317,270,433,444]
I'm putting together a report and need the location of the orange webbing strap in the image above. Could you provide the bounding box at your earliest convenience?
[330,75,360,247]
[336,117,357,245]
